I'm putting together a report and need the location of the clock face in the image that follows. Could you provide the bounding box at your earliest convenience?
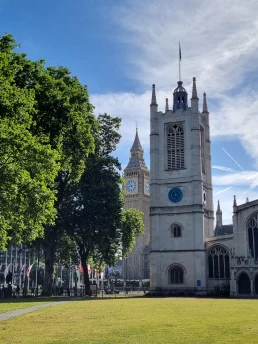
[144,180,150,194]
[168,187,183,203]
[126,180,137,193]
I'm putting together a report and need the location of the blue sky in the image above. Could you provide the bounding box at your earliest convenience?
[1,0,258,224]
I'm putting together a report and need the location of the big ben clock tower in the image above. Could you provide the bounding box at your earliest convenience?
[123,128,150,280]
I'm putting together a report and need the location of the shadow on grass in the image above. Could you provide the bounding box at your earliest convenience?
[1,294,258,305]
[0,296,71,304]
[0,294,146,304]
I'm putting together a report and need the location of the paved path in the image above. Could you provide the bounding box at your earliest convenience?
[0,301,69,322]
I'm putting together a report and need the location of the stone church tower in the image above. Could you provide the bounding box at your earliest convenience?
[123,129,150,280]
[149,78,214,293]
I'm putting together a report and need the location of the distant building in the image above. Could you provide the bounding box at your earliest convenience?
[122,129,150,280]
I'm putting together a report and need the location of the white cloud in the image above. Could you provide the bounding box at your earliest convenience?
[213,171,258,186]
[92,0,258,226]
[114,0,258,94]
[110,0,258,168]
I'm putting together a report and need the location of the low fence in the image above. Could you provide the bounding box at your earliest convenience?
[148,287,230,297]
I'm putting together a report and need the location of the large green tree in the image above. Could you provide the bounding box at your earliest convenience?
[61,114,145,294]
[0,34,97,294]
[30,66,96,295]
[0,34,59,249]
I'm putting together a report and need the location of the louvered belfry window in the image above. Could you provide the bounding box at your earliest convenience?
[167,124,184,170]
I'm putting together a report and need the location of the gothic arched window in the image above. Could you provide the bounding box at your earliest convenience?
[171,224,182,238]
[247,212,258,260]
[208,245,230,279]
[169,265,184,284]
[167,124,185,170]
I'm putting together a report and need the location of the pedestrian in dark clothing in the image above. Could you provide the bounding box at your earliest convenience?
[16,285,20,296]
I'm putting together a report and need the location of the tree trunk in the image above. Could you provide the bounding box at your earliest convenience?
[42,242,54,296]
[41,172,68,296]
[82,260,90,295]
[23,275,28,296]
[79,246,90,295]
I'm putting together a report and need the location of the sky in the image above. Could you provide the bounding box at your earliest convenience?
[1,0,258,224]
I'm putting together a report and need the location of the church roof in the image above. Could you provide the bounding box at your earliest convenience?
[131,129,143,151]
[215,225,233,236]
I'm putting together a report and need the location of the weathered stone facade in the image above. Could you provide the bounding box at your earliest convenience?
[149,79,214,294]
[149,76,258,297]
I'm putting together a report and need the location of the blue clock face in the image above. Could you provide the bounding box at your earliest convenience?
[144,181,150,194]
[126,180,137,192]
[168,187,183,203]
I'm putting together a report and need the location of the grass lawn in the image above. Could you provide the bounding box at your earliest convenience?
[0,297,258,344]
[0,297,68,314]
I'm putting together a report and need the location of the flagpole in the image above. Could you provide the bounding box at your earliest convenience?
[10,246,13,285]
[19,245,22,289]
[179,41,181,81]
[179,56,181,81]
[28,257,30,292]
[24,248,26,287]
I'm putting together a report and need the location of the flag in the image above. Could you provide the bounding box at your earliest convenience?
[26,264,33,277]
[4,264,11,275]
[179,42,182,61]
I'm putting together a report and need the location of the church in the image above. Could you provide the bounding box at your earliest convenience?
[147,76,258,297]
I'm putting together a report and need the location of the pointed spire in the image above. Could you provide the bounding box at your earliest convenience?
[151,84,157,105]
[217,200,221,213]
[233,195,237,207]
[216,200,223,228]
[191,77,198,99]
[131,127,143,151]
[165,98,169,112]
[203,92,208,113]
[246,197,249,203]
[126,128,148,170]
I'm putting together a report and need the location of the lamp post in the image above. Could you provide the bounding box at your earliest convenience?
[36,249,39,297]
[18,245,23,289]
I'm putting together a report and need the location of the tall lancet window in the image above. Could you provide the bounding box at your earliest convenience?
[167,123,185,170]
[247,212,258,260]
[208,245,230,279]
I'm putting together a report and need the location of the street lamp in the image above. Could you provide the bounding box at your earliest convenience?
[36,249,39,297]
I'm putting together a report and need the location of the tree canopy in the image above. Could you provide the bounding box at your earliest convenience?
[61,114,145,293]
[0,34,146,296]
[0,34,59,249]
